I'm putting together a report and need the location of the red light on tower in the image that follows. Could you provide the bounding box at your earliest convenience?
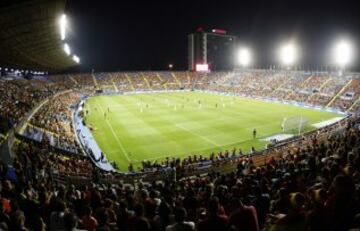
[212,29,227,35]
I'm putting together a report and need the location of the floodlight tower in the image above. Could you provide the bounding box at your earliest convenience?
[59,14,81,65]
[333,39,353,73]
[279,42,298,70]
[59,14,67,41]
[237,48,251,68]
[63,43,71,55]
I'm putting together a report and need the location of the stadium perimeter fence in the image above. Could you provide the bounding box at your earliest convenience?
[47,114,352,186]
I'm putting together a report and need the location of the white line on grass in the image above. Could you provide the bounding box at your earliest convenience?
[175,124,221,147]
[95,101,131,162]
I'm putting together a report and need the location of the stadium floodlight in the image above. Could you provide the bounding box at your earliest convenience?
[237,48,251,67]
[63,43,71,55]
[333,39,353,68]
[73,55,80,64]
[59,14,67,40]
[279,42,297,66]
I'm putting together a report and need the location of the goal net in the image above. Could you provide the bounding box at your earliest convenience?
[281,116,309,134]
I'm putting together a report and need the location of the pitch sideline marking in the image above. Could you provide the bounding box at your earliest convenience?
[95,101,131,162]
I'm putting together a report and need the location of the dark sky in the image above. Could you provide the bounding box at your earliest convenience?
[65,0,360,72]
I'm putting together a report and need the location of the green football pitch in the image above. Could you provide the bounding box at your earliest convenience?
[84,91,341,171]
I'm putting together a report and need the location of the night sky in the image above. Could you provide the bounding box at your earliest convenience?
[65,0,360,72]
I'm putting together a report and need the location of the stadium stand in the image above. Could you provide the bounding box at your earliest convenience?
[330,78,360,111]
[1,0,360,229]
[1,70,360,230]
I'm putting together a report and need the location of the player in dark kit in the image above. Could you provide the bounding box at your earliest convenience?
[253,128,257,139]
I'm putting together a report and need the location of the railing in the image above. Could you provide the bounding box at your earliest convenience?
[49,113,352,186]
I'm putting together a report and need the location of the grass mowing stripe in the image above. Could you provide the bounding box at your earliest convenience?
[84,92,342,170]
[174,123,221,147]
[94,99,131,162]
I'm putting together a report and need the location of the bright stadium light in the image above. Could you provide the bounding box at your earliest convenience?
[63,43,71,55]
[73,55,80,64]
[237,48,251,67]
[279,42,298,66]
[59,14,67,40]
[333,39,353,67]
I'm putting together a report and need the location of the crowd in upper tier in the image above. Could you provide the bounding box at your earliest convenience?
[1,70,360,156]
[1,70,359,131]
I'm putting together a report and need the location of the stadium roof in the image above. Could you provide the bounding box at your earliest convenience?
[0,0,78,71]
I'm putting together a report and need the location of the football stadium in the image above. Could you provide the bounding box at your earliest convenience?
[84,91,341,170]
[0,0,360,231]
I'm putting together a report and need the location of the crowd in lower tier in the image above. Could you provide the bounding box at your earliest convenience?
[0,116,358,231]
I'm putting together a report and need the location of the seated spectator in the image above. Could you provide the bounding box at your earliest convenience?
[129,204,151,231]
[165,207,195,231]
[228,198,259,231]
[197,197,229,231]
[63,212,86,231]
[268,192,307,231]
[81,206,98,231]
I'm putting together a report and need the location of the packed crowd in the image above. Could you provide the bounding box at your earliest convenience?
[0,115,358,231]
[27,91,83,154]
[140,148,246,173]
[2,70,359,135]
[13,139,93,180]
[332,79,360,111]
[0,79,65,130]
[1,71,360,230]
[1,70,359,170]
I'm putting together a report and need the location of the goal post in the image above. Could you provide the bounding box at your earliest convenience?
[281,116,309,134]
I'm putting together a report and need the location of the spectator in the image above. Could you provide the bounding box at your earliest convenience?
[228,198,259,231]
[81,206,98,231]
[197,197,228,231]
[165,207,195,231]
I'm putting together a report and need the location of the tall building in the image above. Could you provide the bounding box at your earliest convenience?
[188,29,237,71]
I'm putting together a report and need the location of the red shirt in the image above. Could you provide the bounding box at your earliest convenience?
[82,215,98,231]
[229,205,259,231]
